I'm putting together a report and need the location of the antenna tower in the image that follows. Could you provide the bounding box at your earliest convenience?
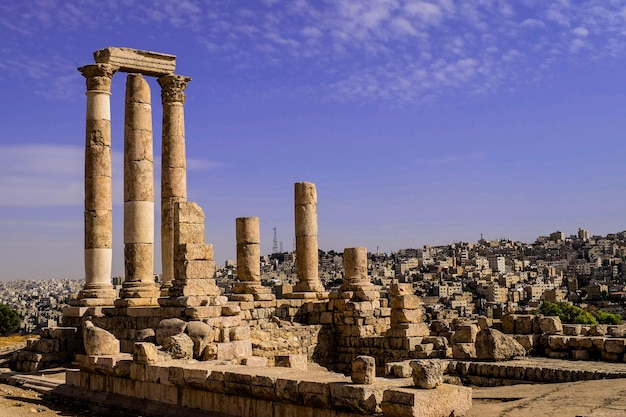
[272,227,278,254]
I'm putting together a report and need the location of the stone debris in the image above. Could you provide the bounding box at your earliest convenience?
[351,355,376,384]
[83,321,119,356]
[410,359,444,389]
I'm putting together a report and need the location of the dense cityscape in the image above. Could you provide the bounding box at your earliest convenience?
[3,227,625,334]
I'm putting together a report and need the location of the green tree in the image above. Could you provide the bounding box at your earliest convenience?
[538,301,597,325]
[594,310,622,325]
[0,304,20,335]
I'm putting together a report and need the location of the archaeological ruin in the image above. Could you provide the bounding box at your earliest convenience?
[11,47,626,416]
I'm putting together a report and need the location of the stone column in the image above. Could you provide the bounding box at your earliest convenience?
[231,217,273,300]
[157,74,191,295]
[75,64,118,306]
[340,247,378,301]
[293,182,326,296]
[117,73,160,307]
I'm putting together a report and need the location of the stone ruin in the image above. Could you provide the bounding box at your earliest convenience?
[9,47,554,416]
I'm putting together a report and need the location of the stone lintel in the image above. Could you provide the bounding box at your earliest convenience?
[94,47,176,77]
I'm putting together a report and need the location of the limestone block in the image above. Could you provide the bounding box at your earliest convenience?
[430,320,451,334]
[389,283,413,296]
[589,325,608,336]
[451,324,479,344]
[294,181,316,204]
[380,385,472,417]
[422,336,448,350]
[390,295,422,310]
[95,48,176,76]
[156,318,187,346]
[163,333,194,359]
[133,342,159,364]
[174,223,204,246]
[391,309,422,324]
[452,343,476,359]
[514,334,539,353]
[83,320,120,355]
[294,204,318,236]
[275,354,307,370]
[386,360,413,378]
[222,304,242,316]
[85,175,112,210]
[547,335,571,350]
[275,378,302,404]
[592,337,606,351]
[540,316,563,335]
[516,315,533,334]
[124,127,153,160]
[299,380,331,408]
[608,324,626,338]
[185,320,214,358]
[605,339,626,353]
[476,328,527,361]
[502,314,516,334]
[123,242,153,279]
[410,359,444,389]
[236,242,261,281]
[229,326,251,341]
[572,349,591,360]
[174,243,213,262]
[135,328,156,343]
[563,324,582,336]
[352,355,376,384]
[242,356,267,367]
[175,201,204,224]
[174,260,215,279]
[329,383,383,415]
[295,235,319,276]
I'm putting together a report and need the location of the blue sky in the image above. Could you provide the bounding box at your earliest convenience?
[1,0,626,280]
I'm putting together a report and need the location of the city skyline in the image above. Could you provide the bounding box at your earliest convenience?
[2,1,626,280]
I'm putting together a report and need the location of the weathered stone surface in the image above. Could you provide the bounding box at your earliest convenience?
[452,343,476,359]
[162,333,193,359]
[410,359,444,389]
[476,328,526,361]
[133,342,159,364]
[135,328,156,343]
[275,354,307,370]
[329,383,384,415]
[352,355,376,384]
[381,385,472,417]
[451,324,479,344]
[185,320,214,358]
[83,320,120,355]
[540,316,563,335]
[94,47,176,77]
[156,318,187,346]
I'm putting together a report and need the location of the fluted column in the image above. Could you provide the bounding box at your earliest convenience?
[293,182,326,296]
[117,73,160,307]
[76,64,117,306]
[157,74,191,295]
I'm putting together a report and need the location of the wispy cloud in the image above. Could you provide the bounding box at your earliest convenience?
[3,1,626,103]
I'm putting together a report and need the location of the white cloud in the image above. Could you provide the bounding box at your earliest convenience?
[572,26,589,37]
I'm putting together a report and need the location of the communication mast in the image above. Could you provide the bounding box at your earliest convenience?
[272,227,278,254]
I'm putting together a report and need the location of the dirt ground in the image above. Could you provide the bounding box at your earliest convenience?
[0,383,93,417]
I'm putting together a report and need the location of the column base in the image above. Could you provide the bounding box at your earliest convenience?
[73,286,117,307]
[283,291,329,300]
[114,297,160,307]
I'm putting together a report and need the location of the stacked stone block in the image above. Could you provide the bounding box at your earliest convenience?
[160,201,220,307]
[14,327,81,372]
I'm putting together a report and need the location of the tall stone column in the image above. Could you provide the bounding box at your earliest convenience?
[292,182,326,296]
[157,75,191,295]
[117,73,160,307]
[76,64,118,306]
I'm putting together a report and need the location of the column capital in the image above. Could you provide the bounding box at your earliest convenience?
[78,64,118,92]
[158,74,192,104]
